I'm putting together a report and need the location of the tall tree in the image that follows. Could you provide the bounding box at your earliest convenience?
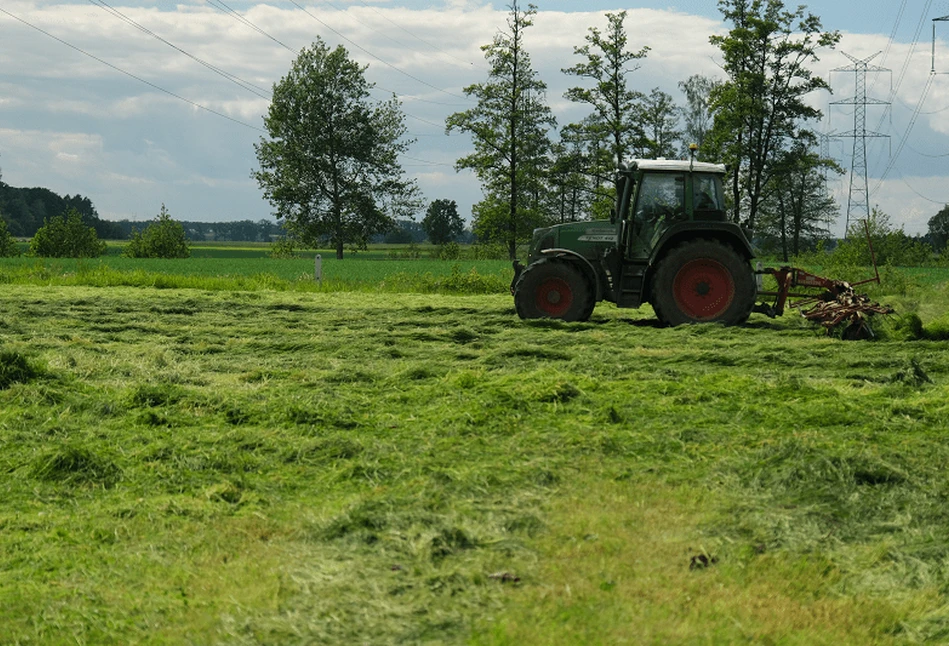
[678,74,720,158]
[928,204,949,253]
[641,87,681,159]
[254,38,419,260]
[0,215,18,257]
[446,1,555,260]
[422,199,464,244]
[549,125,594,224]
[757,145,839,260]
[707,0,840,231]
[562,10,650,171]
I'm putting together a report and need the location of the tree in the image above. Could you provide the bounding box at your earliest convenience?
[422,199,464,244]
[641,87,681,159]
[254,38,420,260]
[0,215,18,257]
[678,75,720,158]
[928,204,949,253]
[29,209,107,258]
[446,1,556,260]
[707,0,840,231]
[756,145,838,260]
[834,207,930,267]
[549,123,598,223]
[562,11,650,170]
[123,204,190,258]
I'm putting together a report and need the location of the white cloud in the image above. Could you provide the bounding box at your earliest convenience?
[0,1,946,231]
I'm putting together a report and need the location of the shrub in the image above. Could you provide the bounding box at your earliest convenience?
[269,236,299,259]
[29,209,107,258]
[470,242,509,260]
[123,204,190,259]
[433,242,461,260]
[0,217,18,257]
[832,207,933,268]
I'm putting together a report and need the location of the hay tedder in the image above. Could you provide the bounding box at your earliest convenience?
[511,158,893,338]
[753,260,894,339]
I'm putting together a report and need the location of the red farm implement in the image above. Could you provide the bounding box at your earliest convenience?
[753,223,894,339]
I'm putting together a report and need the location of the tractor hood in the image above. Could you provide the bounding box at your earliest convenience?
[527,220,617,263]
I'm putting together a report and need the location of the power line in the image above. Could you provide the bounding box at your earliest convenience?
[872,72,935,196]
[284,0,471,103]
[203,0,471,112]
[88,0,273,100]
[206,0,299,54]
[908,143,949,157]
[346,0,483,71]
[899,173,949,206]
[0,7,265,133]
[869,0,933,144]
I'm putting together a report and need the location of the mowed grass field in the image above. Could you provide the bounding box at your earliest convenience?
[0,246,513,294]
[3,253,949,643]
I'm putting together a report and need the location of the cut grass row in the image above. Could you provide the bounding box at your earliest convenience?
[3,283,949,642]
[0,256,513,294]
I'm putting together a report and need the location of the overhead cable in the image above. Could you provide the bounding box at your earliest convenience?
[88,0,273,100]
[285,0,471,103]
[348,0,482,70]
[0,7,265,133]
[871,72,935,195]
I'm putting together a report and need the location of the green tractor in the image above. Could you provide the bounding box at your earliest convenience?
[512,159,757,325]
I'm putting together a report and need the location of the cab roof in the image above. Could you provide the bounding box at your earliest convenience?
[626,159,726,174]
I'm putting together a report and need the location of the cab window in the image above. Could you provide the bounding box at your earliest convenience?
[693,175,723,212]
[629,173,684,258]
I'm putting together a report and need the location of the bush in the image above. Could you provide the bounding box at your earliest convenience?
[29,209,106,258]
[123,205,190,259]
[832,208,933,268]
[470,242,509,260]
[388,242,421,259]
[432,242,461,260]
[269,236,299,259]
[0,217,18,257]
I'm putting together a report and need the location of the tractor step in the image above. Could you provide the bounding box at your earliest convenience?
[616,266,646,307]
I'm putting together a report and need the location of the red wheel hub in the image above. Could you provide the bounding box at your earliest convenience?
[672,258,735,321]
[535,277,573,317]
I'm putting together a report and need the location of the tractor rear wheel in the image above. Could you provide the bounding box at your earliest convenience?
[651,239,754,326]
[514,259,594,322]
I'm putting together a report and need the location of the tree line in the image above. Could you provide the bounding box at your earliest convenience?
[5,1,949,261]
[253,0,898,262]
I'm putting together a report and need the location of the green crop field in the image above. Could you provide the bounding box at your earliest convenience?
[2,254,949,644]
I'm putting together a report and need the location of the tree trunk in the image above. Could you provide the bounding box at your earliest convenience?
[779,192,788,262]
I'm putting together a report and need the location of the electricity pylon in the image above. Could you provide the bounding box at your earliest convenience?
[830,51,890,235]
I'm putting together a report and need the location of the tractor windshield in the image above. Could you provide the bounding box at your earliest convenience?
[630,172,685,257]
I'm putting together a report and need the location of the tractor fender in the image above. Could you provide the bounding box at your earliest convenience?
[648,222,754,266]
[540,248,602,300]
[644,222,755,304]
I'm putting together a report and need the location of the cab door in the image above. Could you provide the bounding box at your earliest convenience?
[626,172,685,260]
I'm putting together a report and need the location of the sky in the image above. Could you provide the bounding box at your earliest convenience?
[2,1,949,237]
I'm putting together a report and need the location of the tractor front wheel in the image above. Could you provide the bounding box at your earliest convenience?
[651,239,755,326]
[514,259,594,322]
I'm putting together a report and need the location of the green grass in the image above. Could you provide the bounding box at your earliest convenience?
[2,261,949,643]
[0,255,514,294]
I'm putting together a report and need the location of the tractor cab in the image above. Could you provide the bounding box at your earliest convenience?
[614,159,728,260]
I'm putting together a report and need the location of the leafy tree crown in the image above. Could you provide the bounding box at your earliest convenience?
[123,204,190,259]
[29,209,107,258]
